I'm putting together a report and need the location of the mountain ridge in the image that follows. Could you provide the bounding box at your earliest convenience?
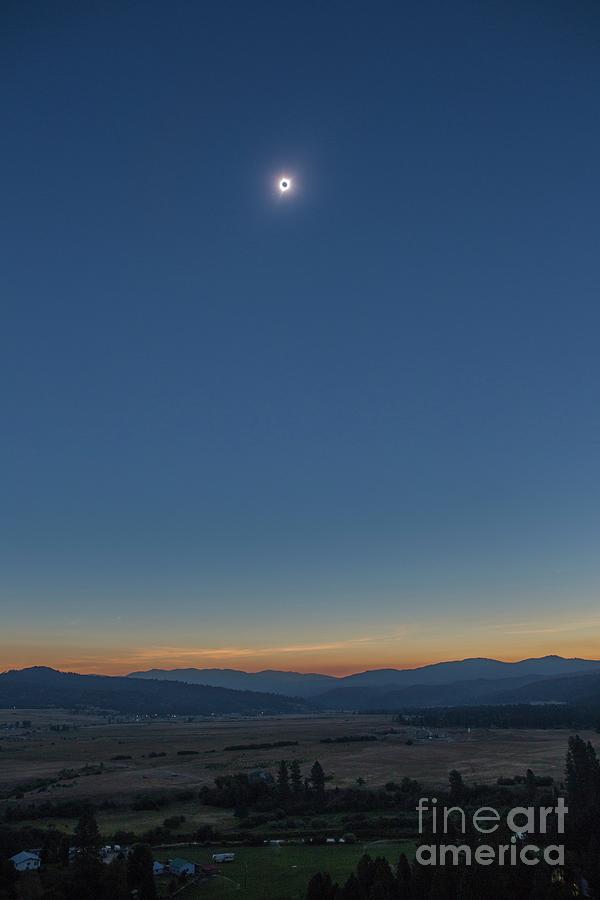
[127,655,600,698]
[4,657,600,715]
[0,666,312,716]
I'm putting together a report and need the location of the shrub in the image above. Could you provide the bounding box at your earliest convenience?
[195,825,215,843]
[163,815,186,829]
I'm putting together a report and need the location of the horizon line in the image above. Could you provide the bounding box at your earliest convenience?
[4,652,600,680]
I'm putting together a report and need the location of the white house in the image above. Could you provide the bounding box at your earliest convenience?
[11,851,41,872]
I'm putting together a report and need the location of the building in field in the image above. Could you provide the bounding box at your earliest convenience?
[10,851,41,872]
[169,858,195,877]
[248,769,274,785]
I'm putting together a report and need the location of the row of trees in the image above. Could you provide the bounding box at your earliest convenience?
[402,704,600,731]
[277,760,326,797]
[201,759,331,813]
[201,759,424,821]
[306,849,572,900]
[202,757,557,829]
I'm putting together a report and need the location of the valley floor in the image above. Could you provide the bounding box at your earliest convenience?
[2,709,596,808]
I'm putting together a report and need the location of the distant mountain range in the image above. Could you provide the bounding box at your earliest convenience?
[0,667,311,716]
[127,667,336,697]
[128,655,600,708]
[489,670,600,706]
[2,656,600,715]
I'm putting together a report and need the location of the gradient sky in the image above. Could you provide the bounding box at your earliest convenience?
[2,1,600,676]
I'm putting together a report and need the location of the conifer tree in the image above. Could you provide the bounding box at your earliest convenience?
[310,760,326,798]
[277,759,291,798]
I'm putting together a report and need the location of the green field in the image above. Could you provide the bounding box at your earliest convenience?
[157,842,415,900]
[13,799,234,837]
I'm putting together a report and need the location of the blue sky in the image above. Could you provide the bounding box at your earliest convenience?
[1,1,599,673]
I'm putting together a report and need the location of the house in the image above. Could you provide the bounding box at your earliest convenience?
[212,852,235,863]
[169,858,196,877]
[248,769,274,785]
[10,851,41,872]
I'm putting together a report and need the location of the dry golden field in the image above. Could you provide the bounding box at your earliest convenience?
[2,709,598,805]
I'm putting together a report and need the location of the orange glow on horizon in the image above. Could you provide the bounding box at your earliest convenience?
[4,614,600,676]
[4,639,600,677]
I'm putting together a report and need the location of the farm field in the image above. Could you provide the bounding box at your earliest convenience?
[2,708,597,836]
[155,842,415,900]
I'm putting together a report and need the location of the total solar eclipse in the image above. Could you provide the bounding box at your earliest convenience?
[279,178,291,192]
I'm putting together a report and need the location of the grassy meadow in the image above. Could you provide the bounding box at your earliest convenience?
[2,708,597,841]
[155,842,415,900]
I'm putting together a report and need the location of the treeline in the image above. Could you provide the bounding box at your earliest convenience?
[223,740,298,751]
[4,789,196,822]
[4,799,118,823]
[401,703,600,730]
[306,848,569,900]
[6,764,105,800]
[198,758,556,830]
[199,759,422,821]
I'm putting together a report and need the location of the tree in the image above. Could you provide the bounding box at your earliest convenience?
[356,854,375,895]
[566,735,600,807]
[565,733,600,859]
[581,831,600,900]
[456,865,499,900]
[103,858,130,900]
[70,810,104,900]
[277,760,291,798]
[370,881,393,900]
[310,760,326,798]
[371,858,394,899]
[525,768,536,800]
[74,809,101,859]
[127,844,156,900]
[529,883,576,900]
[290,759,303,793]
[448,769,465,801]
[306,871,337,900]
[427,865,459,900]
[340,873,363,900]
[195,824,214,843]
[395,852,412,898]
[0,860,17,900]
